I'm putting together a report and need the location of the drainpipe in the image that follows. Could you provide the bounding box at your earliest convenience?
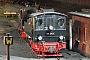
[69,19,72,50]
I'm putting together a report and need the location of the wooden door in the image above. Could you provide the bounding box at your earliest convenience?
[80,22,86,52]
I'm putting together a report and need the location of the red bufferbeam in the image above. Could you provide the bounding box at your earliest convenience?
[30,41,66,57]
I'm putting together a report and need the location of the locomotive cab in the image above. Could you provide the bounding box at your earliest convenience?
[30,12,67,43]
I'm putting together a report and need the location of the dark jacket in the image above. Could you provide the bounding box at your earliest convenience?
[22,10,28,22]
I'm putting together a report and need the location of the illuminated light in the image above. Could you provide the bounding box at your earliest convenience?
[59,36,64,40]
[38,36,42,40]
[49,25,53,30]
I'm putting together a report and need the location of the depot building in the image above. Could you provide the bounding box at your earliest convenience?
[69,11,90,57]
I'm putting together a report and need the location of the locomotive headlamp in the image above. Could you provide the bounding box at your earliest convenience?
[59,36,64,40]
[49,25,53,30]
[38,36,42,40]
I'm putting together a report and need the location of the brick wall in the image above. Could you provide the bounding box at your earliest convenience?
[72,15,90,57]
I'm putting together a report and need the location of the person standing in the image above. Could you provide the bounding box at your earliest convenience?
[22,9,28,29]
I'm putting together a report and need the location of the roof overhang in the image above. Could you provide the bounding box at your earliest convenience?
[68,12,90,18]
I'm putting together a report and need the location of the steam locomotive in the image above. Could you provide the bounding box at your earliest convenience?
[18,10,67,57]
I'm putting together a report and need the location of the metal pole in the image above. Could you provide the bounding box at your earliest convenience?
[69,19,72,50]
[6,45,10,60]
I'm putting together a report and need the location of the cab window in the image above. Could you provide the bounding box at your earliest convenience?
[58,19,64,28]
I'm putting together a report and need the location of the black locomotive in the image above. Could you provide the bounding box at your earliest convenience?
[18,11,67,57]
